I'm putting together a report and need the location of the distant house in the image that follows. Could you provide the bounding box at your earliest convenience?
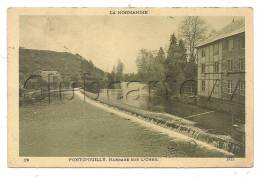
[196,20,245,104]
[33,70,61,89]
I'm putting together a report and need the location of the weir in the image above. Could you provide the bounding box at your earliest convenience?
[79,89,243,156]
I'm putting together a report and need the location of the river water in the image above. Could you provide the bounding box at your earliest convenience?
[97,82,233,136]
[20,93,226,157]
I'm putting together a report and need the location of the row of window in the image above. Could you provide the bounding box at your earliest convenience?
[201,36,245,57]
[201,80,220,94]
[201,62,220,73]
[201,44,220,57]
[227,80,245,95]
[201,80,245,95]
[201,58,245,73]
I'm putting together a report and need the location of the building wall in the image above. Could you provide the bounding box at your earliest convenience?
[221,33,245,104]
[197,32,245,104]
[197,39,222,99]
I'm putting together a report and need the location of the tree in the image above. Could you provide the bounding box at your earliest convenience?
[164,33,187,97]
[176,39,187,65]
[179,16,207,63]
[111,65,116,81]
[166,33,178,63]
[115,60,124,81]
[208,29,217,38]
[155,47,166,63]
[152,47,166,81]
[123,73,139,82]
[110,60,124,81]
[89,60,94,69]
[165,33,179,78]
[136,49,154,82]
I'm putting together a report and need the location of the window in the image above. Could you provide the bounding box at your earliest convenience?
[239,57,245,71]
[213,43,219,55]
[240,37,245,49]
[202,80,205,91]
[227,60,233,71]
[201,63,205,73]
[228,80,233,94]
[222,40,228,51]
[239,80,245,96]
[214,62,219,73]
[228,39,233,51]
[201,49,206,57]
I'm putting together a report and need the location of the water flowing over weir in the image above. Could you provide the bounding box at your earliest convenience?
[76,89,242,156]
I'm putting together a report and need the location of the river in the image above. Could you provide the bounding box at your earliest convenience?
[20,92,226,157]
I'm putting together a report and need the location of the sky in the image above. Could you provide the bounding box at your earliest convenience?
[20,15,237,73]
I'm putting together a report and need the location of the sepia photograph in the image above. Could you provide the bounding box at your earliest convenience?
[7,8,253,167]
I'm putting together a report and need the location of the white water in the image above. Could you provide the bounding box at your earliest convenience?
[75,90,233,156]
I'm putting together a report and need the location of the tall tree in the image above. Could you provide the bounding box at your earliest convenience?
[115,60,124,81]
[165,33,179,78]
[176,39,187,65]
[166,33,178,63]
[156,47,166,63]
[179,16,207,63]
[152,47,166,81]
[165,34,187,97]
[136,49,154,82]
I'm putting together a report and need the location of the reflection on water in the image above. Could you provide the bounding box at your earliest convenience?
[87,81,244,156]
[97,82,233,136]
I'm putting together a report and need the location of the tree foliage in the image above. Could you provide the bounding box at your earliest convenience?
[19,48,105,87]
[136,49,154,82]
[135,48,166,82]
[179,16,207,63]
[164,34,187,96]
[110,59,125,81]
[134,32,198,98]
[116,59,124,81]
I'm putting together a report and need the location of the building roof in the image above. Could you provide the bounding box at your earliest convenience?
[197,19,245,48]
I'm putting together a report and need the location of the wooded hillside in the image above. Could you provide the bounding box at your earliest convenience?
[19,47,105,85]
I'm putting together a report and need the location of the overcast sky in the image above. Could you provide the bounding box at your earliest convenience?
[20,15,237,73]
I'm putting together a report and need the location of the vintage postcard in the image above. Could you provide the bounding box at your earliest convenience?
[8,7,253,167]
